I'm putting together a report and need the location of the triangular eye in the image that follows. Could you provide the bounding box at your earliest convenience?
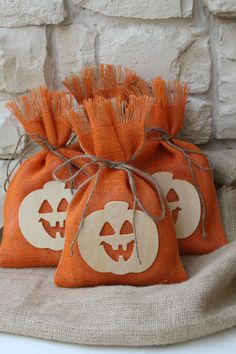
[100,222,115,236]
[57,198,69,212]
[38,200,53,213]
[166,188,179,202]
[120,220,134,234]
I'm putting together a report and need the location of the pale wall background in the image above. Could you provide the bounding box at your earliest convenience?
[0,0,236,226]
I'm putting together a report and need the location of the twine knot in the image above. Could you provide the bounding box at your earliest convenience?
[105,160,129,170]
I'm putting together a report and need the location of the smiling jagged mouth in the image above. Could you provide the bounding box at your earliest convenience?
[39,218,65,238]
[100,240,135,262]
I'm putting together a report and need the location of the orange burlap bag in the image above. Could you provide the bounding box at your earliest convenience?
[0,88,86,268]
[54,96,188,288]
[134,79,227,255]
[63,63,150,103]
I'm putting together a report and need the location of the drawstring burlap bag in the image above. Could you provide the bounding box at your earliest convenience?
[63,67,227,255]
[54,96,187,287]
[0,155,235,345]
[134,78,227,254]
[0,88,87,268]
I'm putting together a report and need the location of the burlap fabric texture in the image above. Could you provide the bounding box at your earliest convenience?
[0,149,235,346]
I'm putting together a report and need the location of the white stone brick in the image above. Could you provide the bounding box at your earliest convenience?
[99,25,210,92]
[203,0,236,18]
[71,0,84,5]
[182,0,194,17]
[180,97,212,144]
[0,0,66,27]
[53,23,96,86]
[83,0,193,19]
[0,27,46,93]
[99,25,193,81]
[217,23,236,139]
[179,36,211,93]
[0,101,25,158]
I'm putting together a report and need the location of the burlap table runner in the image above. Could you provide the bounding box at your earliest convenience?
[0,150,236,346]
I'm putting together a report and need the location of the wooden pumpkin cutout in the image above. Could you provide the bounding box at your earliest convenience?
[19,181,73,250]
[153,172,201,239]
[78,201,159,275]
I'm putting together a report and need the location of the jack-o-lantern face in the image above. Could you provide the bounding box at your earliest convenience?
[78,201,159,275]
[153,172,201,239]
[19,181,73,250]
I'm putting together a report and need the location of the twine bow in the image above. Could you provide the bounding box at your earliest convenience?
[3,133,85,193]
[53,153,167,264]
[147,126,213,239]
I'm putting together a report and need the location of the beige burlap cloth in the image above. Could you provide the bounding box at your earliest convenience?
[0,150,236,346]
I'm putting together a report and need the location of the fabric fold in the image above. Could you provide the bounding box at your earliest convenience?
[0,237,235,346]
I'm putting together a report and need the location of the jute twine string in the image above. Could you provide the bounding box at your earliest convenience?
[53,152,167,264]
[3,133,88,193]
[147,126,213,239]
